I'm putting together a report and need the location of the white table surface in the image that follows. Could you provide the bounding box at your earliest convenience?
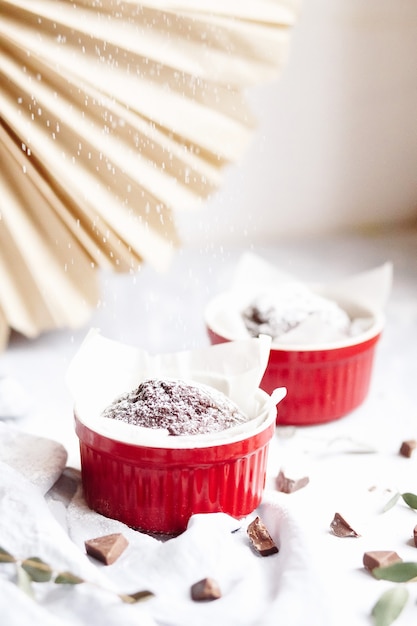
[1,224,417,625]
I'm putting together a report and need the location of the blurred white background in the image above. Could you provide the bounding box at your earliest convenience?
[177,0,417,247]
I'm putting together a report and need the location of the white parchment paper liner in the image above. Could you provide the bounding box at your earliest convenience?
[205,252,392,348]
[66,330,286,448]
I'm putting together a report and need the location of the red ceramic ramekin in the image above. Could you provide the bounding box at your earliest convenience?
[74,390,276,535]
[205,292,384,426]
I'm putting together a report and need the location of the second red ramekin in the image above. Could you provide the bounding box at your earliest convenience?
[205,292,384,426]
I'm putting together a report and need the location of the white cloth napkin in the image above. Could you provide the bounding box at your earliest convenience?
[0,422,67,492]
[0,425,330,626]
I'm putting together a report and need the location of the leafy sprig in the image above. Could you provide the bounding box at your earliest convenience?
[373,562,417,584]
[382,491,417,513]
[370,561,417,625]
[368,490,417,624]
[371,586,409,626]
[0,546,153,604]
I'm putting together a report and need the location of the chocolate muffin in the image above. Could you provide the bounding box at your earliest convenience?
[241,286,351,342]
[101,378,247,436]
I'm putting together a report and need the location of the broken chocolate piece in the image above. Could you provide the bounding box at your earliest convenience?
[85,533,128,565]
[276,469,309,494]
[190,577,221,601]
[399,440,417,458]
[247,516,279,556]
[330,512,360,538]
[363,550,402,572]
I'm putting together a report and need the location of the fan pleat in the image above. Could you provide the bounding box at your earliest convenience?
[0,0,298,344]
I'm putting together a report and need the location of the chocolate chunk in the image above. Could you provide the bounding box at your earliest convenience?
[190,577,221,601]
[399,440,417,458]
[247,516,279,556]
[413,525,417,548]
[330,512,360,538]
[363,551,402,572]
[85,533,128,565]
[276,469,309,494]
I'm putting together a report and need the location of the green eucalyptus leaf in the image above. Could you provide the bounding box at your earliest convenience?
[119,590,154,604]
[16,564,35,598]
[371,586,409,626]
[401,492,417,510]
[382,492,401,513]
[373,562,417,583]
[0,547,16,563]
[22,557,53,583]
[54,571,84,585]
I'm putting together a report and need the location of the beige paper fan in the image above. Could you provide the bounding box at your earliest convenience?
[0,0,299,348]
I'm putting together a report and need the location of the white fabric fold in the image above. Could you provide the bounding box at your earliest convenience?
[0,421,67,493]
[0,427,330,626]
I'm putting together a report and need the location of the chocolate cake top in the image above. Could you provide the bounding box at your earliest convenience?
[242,287,351,341]
[101,378,247,436]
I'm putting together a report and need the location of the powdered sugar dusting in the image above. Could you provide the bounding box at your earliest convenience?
[242,287,351,341]
[101,379,248,436]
